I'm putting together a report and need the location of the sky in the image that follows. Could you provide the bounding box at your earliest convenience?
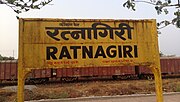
[0,0,180,59]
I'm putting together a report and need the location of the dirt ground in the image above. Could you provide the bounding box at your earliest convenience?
[0,78,180,102]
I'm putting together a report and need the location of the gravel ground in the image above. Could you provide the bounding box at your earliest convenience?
[25,92,180,102]
[0,78,180,102]
[2,85,37,92]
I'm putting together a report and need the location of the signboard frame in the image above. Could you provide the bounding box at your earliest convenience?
[17,18,163,102]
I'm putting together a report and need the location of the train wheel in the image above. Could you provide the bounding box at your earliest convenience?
[146,75,154,80]
[61,77,78,82]
[112,75,118,80]
[39,78,49,84]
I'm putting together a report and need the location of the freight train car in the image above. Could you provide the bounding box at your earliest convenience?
[138,57,180,79]
[55,57,180,81]
[27,69,52,83]
[56,66,136,81]
[0,60,18,82]
[0,57,180,83]
[0,60,52,83]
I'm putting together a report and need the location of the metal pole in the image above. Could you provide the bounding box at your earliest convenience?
[13,50,14,58]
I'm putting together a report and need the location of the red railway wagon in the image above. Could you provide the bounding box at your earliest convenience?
[0,60,18,81]
[0,60,52,83]
[27,69,52,83]
[1,57,180,83]
[160,57,180,76]
[56,66,136,81]
[138,57,180,79]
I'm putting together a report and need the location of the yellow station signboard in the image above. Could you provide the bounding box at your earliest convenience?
[18,18,163,102]
[19,19,159,69]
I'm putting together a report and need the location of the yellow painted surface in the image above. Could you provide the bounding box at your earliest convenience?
[19,19,159,69]
[18,18,163,102]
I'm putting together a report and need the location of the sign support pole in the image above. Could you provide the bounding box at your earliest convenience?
[17,68,31,102]
[17,69,25,102]
[151,66,163,102]
[150,19,163,102]
[154,69,163,102]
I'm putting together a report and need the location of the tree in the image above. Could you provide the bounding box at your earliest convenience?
[1,0,180,29]
[159,51,176,57]
[123,0,180,29]
[159,51,164,57]
[0,54,15,60]
[0,54,3,60]
[0,0,52,14]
